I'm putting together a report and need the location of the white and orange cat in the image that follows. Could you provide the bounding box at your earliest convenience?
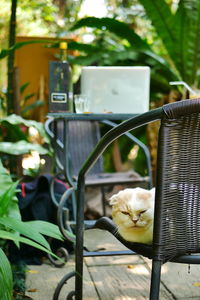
[109,187,155,244]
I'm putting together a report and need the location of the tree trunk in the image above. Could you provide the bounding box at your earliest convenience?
[7,0,19,177]
[13,66,21,114]
[7,0,18,115]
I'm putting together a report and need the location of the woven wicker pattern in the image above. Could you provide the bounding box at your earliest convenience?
[154,100,200,262]
[68,121,103,176]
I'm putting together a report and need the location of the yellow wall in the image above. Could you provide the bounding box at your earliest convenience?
[15,36,66,121]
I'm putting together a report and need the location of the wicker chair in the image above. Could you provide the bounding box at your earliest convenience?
[56,98,200,300]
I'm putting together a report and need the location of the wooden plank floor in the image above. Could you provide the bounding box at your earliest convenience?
[26,229,200,299]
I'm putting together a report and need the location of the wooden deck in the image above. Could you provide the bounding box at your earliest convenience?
[26,229,200,300]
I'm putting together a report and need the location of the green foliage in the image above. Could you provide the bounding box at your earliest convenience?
[17,0,81,35]
[0,114,52,176]
[0,113,48,142]
[0,39,55,60]
[20,82,44,118]
[69,2,200,90]
[69,17,179,97]
[0,159,65,299]
[0,141,49,156]
[0,248,13,300]
[11,261,26,298]
[21,99,44,117]
[0,160,20,220]
[138,0,200,86]
[71,17,151,50]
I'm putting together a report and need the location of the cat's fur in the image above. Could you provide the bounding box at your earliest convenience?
[109,187,155,244]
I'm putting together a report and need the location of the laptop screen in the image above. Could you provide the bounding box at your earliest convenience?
[80,66,150,114]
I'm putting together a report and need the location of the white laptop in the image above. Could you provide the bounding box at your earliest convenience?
[80,66,150,114]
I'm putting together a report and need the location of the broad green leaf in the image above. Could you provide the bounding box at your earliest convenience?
[1,120,28,142]
[69,43,178,81]
[6,199,21,222]
[71,17,151,50]
[0,217,51,250]
[0,160,15,195]
[0,140,49,155]
[68,40,100,53]
[0,181,19,217]
[27,220,69,240]
[0,39,56,60]
[69,52,107,66]
[138,0,179,60]
[21,99,44,115]
[0,230,57,258]
[0,114,49,143]
[173,0,200,84]
[20,82,30,94]
[0,248,13,300]
[23,93,35,102]
[0,161,20,220]
[138,0,200,85]
[150,70,172,93]
[69,16,178,90]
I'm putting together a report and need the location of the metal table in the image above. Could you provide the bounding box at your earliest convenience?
[47,112,136,120]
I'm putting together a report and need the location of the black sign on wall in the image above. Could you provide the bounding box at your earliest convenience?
[48,61,71,112]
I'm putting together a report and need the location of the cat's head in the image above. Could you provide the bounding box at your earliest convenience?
[109,187,155,232]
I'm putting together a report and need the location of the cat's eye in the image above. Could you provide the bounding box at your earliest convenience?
[121,211,129,215]
[139,210,146,215]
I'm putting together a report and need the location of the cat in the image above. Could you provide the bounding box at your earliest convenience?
[109,187,155,244]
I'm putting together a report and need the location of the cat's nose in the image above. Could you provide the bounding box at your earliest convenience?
[132,218,138,224]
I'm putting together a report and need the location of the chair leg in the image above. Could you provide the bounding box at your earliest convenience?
[75,236,83,300]
[75,185,85,300]
[150,260,162,300]
[71,191,77,221]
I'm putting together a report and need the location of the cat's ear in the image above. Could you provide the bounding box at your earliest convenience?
[150,187,155,197]
[137,190,152,201]
[109,194,119,205]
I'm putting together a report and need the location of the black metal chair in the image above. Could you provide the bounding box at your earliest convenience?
[45,117,152,225]
[54,98,200,300]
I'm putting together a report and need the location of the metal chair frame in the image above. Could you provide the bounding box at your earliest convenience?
[53,98,200,300]
[45,116,152,225]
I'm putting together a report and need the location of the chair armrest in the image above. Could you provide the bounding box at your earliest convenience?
[45,118,66,173]
[57,187,76,243]
[87,216,153,259]
[45,118,64,150]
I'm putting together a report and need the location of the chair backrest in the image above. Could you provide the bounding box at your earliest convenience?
[47,119,104,177]
[153,99,200,262]
[68,120,103,176]
[46,117,152,189]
